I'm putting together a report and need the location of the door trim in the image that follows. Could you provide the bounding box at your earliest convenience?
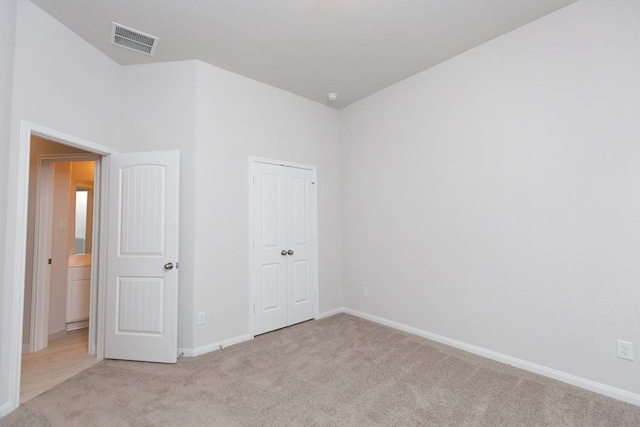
[248,157,319,337]
[5,121,115,414]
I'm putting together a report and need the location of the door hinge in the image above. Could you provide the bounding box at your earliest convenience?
[47,258,52,265]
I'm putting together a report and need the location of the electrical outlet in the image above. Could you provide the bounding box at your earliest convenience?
[197,311,206,326]
[362,287,368,297]
[617,340,634,361]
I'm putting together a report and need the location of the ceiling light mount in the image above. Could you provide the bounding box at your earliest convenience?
[327,92,338,102]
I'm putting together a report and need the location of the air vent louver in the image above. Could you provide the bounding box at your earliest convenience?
[111,22,158,56]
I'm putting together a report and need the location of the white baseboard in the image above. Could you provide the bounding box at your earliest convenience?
[66,320,89,332]
[318,307,345,319]
[1,401,16,418]
[178,333,253,358]
[344,308,640,407]
[178,308,349,359]
[179,309,347,358]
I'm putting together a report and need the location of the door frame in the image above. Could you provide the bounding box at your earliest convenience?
[29,154,100,354]
[248,157,319,337]
[6,121,115,413]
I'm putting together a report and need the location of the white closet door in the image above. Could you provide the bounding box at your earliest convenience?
[253,162,288,335]
[286,167,315,325]
[252,161,317,336]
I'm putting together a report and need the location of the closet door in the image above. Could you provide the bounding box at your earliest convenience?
[253,162,288,335]
[252,161,317,336]
[286,167,315,326]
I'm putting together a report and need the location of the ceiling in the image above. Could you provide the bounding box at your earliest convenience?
[31,0,578,109]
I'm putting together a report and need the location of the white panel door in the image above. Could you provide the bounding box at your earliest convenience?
[105,151,179,363]
[252,161,316,336]
[253,162,288,335]
[286,167,315,325]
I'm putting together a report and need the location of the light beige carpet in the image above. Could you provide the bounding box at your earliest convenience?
[2,314,639,426]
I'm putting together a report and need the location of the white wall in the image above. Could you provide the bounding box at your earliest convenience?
[341,0,640,396]
[0,0,17,415]
[1,0,121,414]
[193,61,342,348]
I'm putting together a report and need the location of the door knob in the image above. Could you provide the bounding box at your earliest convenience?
[164,262,174,270]
[287,250,294,255]
[281,250,288,256]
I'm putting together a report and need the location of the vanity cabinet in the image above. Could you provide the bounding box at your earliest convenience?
[66,265,91,323]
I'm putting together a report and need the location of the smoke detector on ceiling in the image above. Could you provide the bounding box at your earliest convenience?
[110,22,159,56]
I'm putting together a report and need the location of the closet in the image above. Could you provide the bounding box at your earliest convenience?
[251,160,318,335]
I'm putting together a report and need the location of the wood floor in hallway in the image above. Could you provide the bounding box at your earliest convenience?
[20,329,101,403]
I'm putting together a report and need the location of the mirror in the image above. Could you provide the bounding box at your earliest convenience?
[74,181,93,254]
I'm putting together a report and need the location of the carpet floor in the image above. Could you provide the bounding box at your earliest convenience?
[2,314,639,426]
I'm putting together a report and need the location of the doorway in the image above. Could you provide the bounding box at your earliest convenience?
[4,122,115,413]
[25,154,98,352]
[20,136,101,401]
[7,122,179,414]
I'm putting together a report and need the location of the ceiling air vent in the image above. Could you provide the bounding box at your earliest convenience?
[111,22,158,56]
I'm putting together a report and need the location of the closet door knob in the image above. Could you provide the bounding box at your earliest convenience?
[164,262,174,270]
[281,250,288,256]
[287,250,294,255]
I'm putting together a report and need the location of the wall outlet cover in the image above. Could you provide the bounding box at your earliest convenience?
[617,340,634,361]
[197,311,206,326]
